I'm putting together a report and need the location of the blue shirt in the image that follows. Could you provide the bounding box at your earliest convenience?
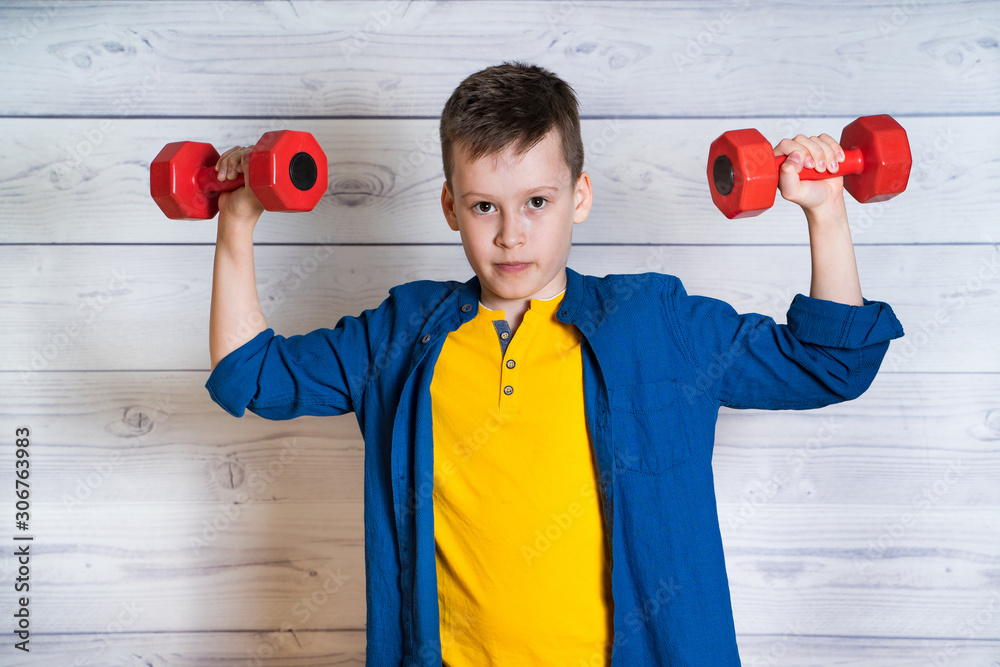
[206,266,904,666]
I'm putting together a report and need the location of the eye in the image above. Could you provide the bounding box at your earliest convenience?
[527,196,547,209]
[474,202,496,214]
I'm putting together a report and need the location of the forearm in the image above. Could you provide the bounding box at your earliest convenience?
[209,218,268,369]
[805,198,864,307]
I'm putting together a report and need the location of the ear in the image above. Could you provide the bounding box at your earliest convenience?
[441,181,459,231]
[572,172,593,225]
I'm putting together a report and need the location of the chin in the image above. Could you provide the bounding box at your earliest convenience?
[484,279,534,300]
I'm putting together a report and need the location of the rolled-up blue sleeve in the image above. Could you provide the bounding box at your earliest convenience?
[669,282,904,410]
[206,328,280,417]
[205,296,391,419]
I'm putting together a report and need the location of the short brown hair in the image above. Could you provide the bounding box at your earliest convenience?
[439,62,584,186]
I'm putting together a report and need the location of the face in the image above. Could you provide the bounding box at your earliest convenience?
[441,129,593,312]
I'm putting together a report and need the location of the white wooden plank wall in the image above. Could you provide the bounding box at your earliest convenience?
[0,1,998,664]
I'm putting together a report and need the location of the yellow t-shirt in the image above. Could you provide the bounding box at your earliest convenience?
[430,290,613,665]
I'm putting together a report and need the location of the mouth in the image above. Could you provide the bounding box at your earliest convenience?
[495,262,531,274]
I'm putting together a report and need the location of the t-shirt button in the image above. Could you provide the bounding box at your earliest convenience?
[461,304,472,312]
[503,385,513,395]
[506,359,515,369]
[500,331,509,340]
[421,334,431,343]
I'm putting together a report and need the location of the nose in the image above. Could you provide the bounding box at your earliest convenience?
[495,210,526,248]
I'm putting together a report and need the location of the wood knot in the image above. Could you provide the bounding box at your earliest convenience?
[969,409,1000,441]
[105,406,155,437]
[326,162,395,207]
[49,163,96,191]
[210,456,246,490]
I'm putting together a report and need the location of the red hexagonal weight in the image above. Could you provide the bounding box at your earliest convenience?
[707,129,780,219]
[150,141,223,220]
[248,130,328,212]
[840,115,912,204]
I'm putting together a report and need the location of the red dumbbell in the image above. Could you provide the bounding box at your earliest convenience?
[707,115,911,219]
[150,130,328,220]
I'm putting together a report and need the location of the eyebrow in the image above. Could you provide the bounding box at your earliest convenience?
[460,185,560,200]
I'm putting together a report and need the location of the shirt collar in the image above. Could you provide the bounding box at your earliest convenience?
[456,266,584,325]
[477,288,566,312]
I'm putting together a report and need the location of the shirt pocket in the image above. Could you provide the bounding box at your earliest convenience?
[610,378,692,474]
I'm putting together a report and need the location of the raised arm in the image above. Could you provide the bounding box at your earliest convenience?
[774,133,864,307]
[209,146,268,369]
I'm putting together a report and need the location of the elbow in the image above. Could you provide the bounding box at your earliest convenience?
[840,373,876,402]
[839,342,891,401]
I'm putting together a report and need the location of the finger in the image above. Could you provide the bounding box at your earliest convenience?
[216,147,238,178]
[815,133,844,160]
[774,137,803,157]
[216,146,242,167]
[228,149,246,180]
[815,133,845,173]
[795,134,826,171]
[790,134,829,172]
[774,137,807,174]
[220,147,248,180]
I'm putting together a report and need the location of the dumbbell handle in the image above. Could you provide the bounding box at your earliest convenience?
[193,165,245,195]
[775,148,863,181]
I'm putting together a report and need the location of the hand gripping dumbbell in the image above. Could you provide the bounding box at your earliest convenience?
[707,115,911,219]
[150,130,328,220]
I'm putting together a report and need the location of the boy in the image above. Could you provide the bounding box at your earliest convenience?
[205,62,904,665]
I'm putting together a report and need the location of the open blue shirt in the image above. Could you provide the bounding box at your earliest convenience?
[206,266,904,666]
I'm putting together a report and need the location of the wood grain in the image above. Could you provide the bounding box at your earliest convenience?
[12,499,997,637]
[2,370,995,639]
[2,243,997,373]
[1,1,997,117]
[1,371,996,507]
[0,116,993,245]
[7,631,997,666]
[736,635,1000,667]
[723,505,1000,638]
[0,630,367,667]
[21,501,365,633]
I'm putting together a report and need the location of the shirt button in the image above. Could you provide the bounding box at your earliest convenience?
[503,385,513,395]
[500,331,510,340]
[421,334,430,343]
[506,359,515,369]
[461,304,472,312]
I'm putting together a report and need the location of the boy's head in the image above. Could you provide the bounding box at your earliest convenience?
[439,62,592,308]
[439,62,584,188]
